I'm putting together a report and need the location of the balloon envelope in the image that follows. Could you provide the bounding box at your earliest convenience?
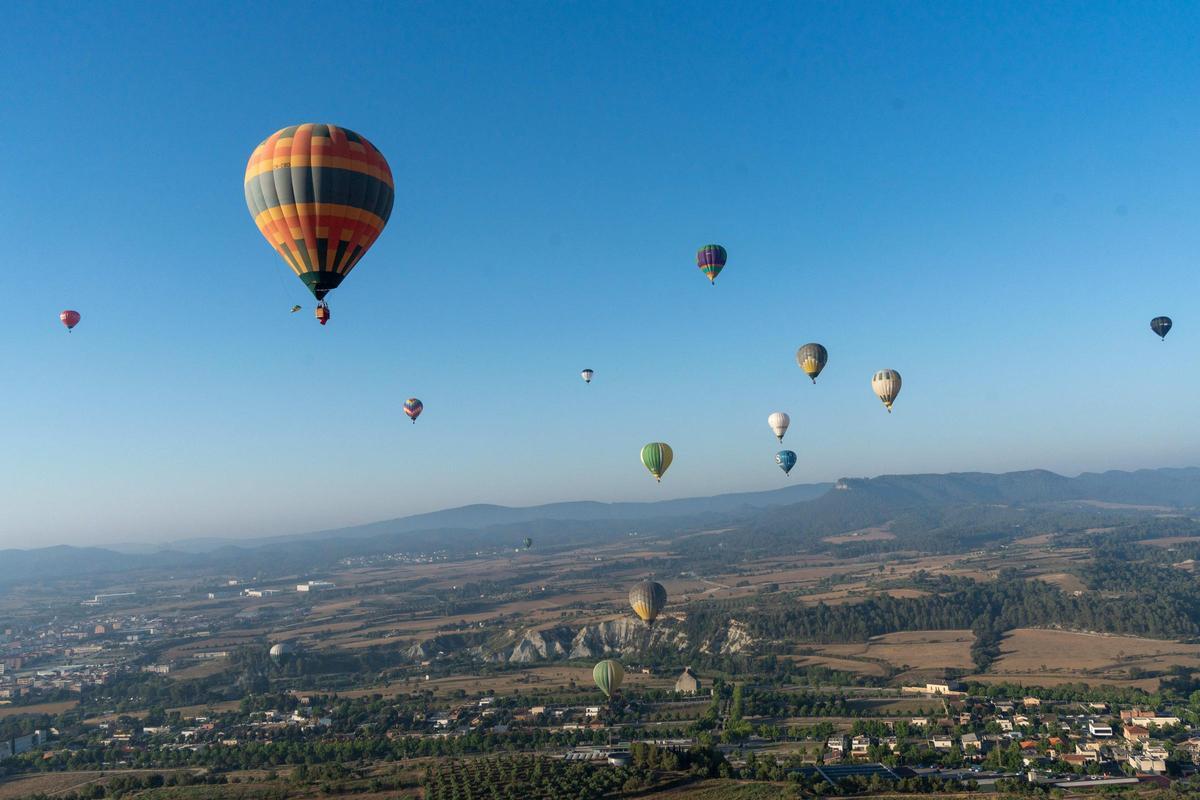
[593,659,624,698]
[776,450,797,475]
[1151,316,1172,340]
[641,442,673,482]
[404,398,424,423]
[629,580,668,625]
[872,370,902,412]
[768,412,790,442]
[523,537,533,550]
[581,369,594,383]
[244,123,394,302]
[59,310,80,331]
[696,244,727,283]
[796,343,828,383]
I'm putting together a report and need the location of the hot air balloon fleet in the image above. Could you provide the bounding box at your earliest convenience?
[47,120,1180,704]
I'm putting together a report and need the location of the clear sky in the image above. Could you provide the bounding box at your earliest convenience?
[2,1,1198,547]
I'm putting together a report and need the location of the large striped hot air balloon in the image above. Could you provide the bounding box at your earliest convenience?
[640,442,673,482]
[696,244,727,284]
[593,659,624,698]
[872,370,902,413]
[629,580,668,626]
[796,343,828,383]
[244,124,394,324]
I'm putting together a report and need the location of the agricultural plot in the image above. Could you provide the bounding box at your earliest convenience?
[971,627,1200,689]
[422,755,656,800]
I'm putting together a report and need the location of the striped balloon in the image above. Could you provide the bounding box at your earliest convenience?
[244,124,394,303]
[629,580,668,626]
[872,370,902,413]
[640,442,673,482]
[796,343,828,383]
[696,244,727,284]
[593,659,624,698]
[403,398,423,423]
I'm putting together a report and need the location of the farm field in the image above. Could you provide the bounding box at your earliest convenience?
[969,628,1200,689]
[814,630,976,673]
[0,699,77,719]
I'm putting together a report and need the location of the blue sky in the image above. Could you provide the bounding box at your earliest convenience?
[2,1,1198,546]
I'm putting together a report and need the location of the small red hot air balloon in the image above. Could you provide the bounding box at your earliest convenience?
[315,304,330,325]
[60,310,81,332]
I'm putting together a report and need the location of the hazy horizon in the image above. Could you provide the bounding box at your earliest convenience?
[4,1,1199,547]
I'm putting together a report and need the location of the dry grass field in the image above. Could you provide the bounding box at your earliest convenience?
[0,699,77,719]
[0,770,201,800]
[816,630,976,673]
[970,628,1200,689]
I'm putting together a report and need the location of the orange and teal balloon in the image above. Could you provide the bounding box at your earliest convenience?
[403,398,423,423]
[641,442,673,482]
[244,124,394,306]
[593,659,624,698]
[696,244,727,284]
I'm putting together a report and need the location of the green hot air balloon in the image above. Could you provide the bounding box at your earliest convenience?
[593,659,625,698]
[641,442,673,483]
[523,537,533,550]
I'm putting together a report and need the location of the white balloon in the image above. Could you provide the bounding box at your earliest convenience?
[767,411,790,442]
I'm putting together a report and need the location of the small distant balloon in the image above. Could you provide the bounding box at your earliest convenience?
[269,642,295,664]
[60,310,80,332]
[872,370,902,413]
[593,659,624,698]
[696,244,727,284]
[1151,316,1172,340]
[291,305,302,313]
[404,398,424,423]
[768,412,790,442]
[796,343,828,383]
[640,442,673,482]
[776,450,796,476]
[523,537,533,550]
[581,368,594,384]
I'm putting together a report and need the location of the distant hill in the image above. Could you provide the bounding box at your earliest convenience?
[149,481,835,553]
[7,466,1200,587]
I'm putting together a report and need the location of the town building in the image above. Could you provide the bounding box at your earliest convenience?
[673,667,702,695]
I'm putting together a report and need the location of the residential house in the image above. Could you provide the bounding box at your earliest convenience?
[1124,725,1150,744]
[930,735,954,750]
[1088,720,1113,737]
[850,735,873,758]
[674,667,702,695]
[1129,754,1167,774]
[960,732,982,752]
